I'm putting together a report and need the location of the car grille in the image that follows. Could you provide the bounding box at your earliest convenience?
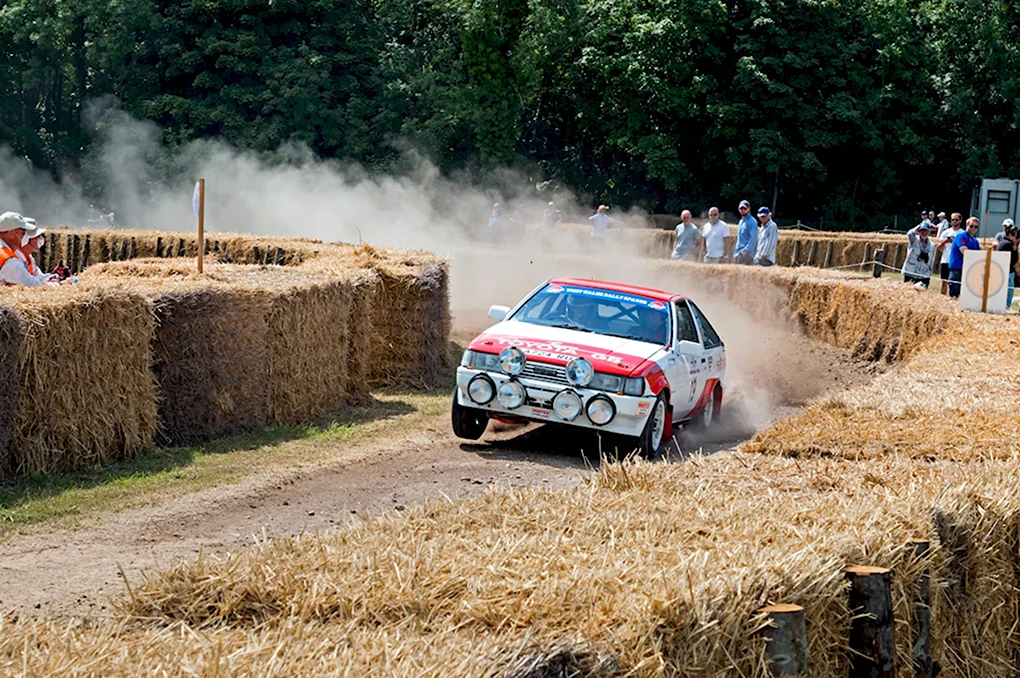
[520,361,568,385]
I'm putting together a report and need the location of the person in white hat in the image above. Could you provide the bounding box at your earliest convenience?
[19,221,58,283]
[0,212,45,287]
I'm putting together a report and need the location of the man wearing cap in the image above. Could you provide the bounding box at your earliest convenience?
[19,222,58,283]
[0,212,45,287]
[947,216,981,298]
[937,213,963,294]
[733,200,757,265]
[754,206,778,266]
[670,210,701,261]
[902,222,935,287]
[935,211,949,237]
[994,218,1014,246]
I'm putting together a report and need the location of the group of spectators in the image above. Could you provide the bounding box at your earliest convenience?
[668,200,778,266]
[0,212,70,287]
[902,210,1017,309]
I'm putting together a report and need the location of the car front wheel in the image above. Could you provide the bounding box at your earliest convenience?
[692,385,720,432]
[636,392,669,459]
[451,390,488,440]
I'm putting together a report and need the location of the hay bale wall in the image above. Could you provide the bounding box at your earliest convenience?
[0,308,23,482]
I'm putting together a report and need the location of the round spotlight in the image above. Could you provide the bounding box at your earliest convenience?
[565,357,594,387]
[586,395,616,426]
[467,374,495,405]
[496,380,526,409]
[552,390,583,421]
[498,347,526,375]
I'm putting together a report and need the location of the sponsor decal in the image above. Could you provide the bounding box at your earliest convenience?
[547,285,564,293]
[590,352,622,364]
[530,408,551,419]
[530,365,560,377]
[637,401,651,414]
[561,285,663,308]
[649,301,666,310]
[497,338,579,355]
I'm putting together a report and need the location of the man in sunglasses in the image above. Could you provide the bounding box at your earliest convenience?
[732,200,757,265]
[946,216,981,298]
[937,213,963,295]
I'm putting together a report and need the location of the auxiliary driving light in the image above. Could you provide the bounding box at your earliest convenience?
[499,347,526,375]
[552,390,583,421]
[467,374,496,405]
[496,380,527,409]
[565,357,594,387]
[586,395,616,426]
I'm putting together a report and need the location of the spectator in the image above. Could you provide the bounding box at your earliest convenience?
[53,259,71,281]
[488,202,505,242]
[19,223,58,284]
[937,213,963,294]
[543,201,561,228]
[0,212,44,287]
[994,218,1014,245]
[917,211,932,231]
[902,223,935,287]
[996,225,1018,311]
[928,210,937,226]
[588,204,613,246]
[701,206,731,264]
[935,211,949,236]
[947,216,981,298]
[754,206,778,266]
[733,200,758,265]
[670,210,702,261]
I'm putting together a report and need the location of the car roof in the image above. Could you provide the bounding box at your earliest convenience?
[548,278,687,303]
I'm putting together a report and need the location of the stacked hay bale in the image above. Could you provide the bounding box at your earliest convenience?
[0,284,157,475]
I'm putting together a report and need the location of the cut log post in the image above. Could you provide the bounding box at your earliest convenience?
[846,565,895,677]
[108,237,118,262]
[253,246,261,264]
[910,540,932,678]
[156,236,164,258]
[824,241,834,269]
[71,234,80,273]
[273,247,283,265]
[47,233,57,270]
[80,235,91,270]
[118,238,128,261]
[860,243,873,272]
[65,236,73,270]
[791,240,801,266]
[129,237,136,259]
[177,238,185,257]
[808,240,818,267]
[873,249,886,278]
[895,243,905,269]
[761,604,810,677]
[204,239,210,254]
[261,247,270,265]
[222,243,231,263]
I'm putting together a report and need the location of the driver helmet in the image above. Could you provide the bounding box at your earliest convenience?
[566,293,598,325]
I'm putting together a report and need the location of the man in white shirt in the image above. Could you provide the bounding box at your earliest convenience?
[0,212,44,287]
[700,206,731,263]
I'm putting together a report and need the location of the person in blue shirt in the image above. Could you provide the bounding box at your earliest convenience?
[947,216,981,298]
[733,200,758,265]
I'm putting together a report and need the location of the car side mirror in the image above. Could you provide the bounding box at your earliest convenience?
[488,305,511,322]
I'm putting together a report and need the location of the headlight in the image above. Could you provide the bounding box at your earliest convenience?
[589,373,645,396]
[623,376,645,396]
[586,395,616,426]
[496,380,526,409]
[565,358,594,386]
[462,350,501,371]
[468,374,495,404]
[552,390,583,421]
[499,347,526,375]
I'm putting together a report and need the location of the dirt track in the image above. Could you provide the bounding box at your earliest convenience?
[0,312,880,618]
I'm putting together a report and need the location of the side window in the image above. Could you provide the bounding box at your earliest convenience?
[674,302,699,343]
[689,302,722,349]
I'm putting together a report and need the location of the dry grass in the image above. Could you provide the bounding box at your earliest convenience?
[7,454,1020,675]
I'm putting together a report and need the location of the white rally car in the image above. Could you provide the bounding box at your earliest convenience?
[452,278,726,457]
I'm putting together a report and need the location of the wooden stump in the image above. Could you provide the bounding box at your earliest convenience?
[64,237,72,271]
[791,240,802,266]
[807,241,818,267]
[46,233,56,271]
[273,247,284,265]
[253,246,262,264]
[910,541,932,678]
[846,565,895,677]
[118,238,128,261]
[129,237,137,259]
[80,235,91,270]
[895,243,905,269]
[177,238,186,257]
[71,234,81,273]
[222,243,231,263]
[860,243,872,272]
[761,604,810,677]
[872,249,886,278]
[824,241,834,269]
[156,237,164,258]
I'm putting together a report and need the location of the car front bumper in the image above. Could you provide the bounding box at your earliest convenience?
[455,366,656,437]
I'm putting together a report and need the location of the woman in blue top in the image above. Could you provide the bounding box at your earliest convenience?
[947,217,981,298]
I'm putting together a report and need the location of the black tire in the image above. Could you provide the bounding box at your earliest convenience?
[451,390,488,440]
[636,392,669,460]
[692,385,719,433]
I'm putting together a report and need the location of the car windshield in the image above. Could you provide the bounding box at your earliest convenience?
[510,283,671,345]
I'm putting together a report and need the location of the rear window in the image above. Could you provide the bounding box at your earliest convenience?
[512,284,670,345]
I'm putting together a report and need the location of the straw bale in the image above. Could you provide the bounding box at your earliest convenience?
[0,283,158,475]
[0,306,23,482]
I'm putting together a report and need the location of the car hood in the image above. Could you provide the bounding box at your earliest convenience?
[467,320,665,375]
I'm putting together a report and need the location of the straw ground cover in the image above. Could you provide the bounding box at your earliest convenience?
[8,454,1020,676]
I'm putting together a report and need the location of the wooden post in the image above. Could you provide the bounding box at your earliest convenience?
[213,240,220,253]
[910,540,932,678]
[119,238,128,261]
[156,237,164,258]
[873,249,885,278]
[761,604,810,677]
[860,243,872,271]
[895,243,905,269]
[791,240,801,266]
[846,565,895,677]
[65,236,72,271]
[273,247,283,265]
[80,235,90,270]
[981,247,993,312]
[108,237,118,262]
[222,242,231,263]
[808,241,818,267]
[71,234,80,273]
[824,241,834,269]
[129,237,136,259]
[261,247,269,265]
[196,178,205,273]
[253,246,261,264]
[177,238,185,257]
[47,233,56,271]
[204,239,210,255]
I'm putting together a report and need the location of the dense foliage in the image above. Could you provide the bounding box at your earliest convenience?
[1,0,1017,224]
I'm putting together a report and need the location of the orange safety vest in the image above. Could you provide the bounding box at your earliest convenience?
[0,247,33,285]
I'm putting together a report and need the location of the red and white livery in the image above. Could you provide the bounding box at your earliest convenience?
[452,278,726,457]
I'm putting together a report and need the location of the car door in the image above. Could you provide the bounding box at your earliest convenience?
[688,301,725,406]
[666,300,702,419]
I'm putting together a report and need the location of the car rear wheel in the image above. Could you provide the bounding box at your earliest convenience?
[451,390,488,440]
[636,392,669,460]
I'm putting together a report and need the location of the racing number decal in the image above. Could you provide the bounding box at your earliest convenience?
[688,377,697,403]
